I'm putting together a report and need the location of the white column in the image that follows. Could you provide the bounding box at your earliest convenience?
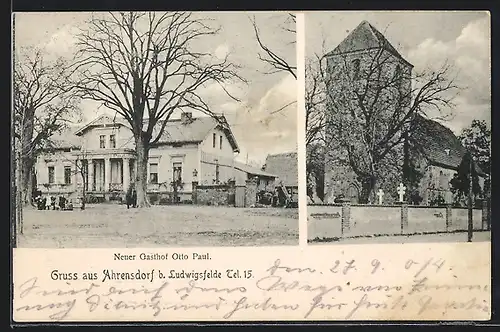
[88,159,94,191]
[123,158,130,192]
[105,158,111,192]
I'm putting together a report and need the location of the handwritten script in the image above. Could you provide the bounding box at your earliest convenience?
[13,256,490,321]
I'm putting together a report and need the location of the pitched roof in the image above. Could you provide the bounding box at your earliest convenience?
[411,115,485,176]
[234,161,277,178]
[46,127,81,149]
[74,114,127,136]
[152,116,239,152]
[61,114,239,152]
[264,152,298,187]
[325,20,413,67]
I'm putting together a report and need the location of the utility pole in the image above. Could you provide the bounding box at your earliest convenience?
[467,152,473,242]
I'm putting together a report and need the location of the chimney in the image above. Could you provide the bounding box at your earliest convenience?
[181,112,193,124]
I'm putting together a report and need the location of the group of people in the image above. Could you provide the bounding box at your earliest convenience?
[34,195,74,211]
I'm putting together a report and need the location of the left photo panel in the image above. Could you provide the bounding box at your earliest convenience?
[12,11,299,248]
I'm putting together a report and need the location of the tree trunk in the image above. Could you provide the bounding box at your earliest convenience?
[467,155,473,242]
[21,107,35,207]
[22,160,34,207]
[359,175,376,204]
[135,135,150,208]
[81,167,86,210]
[402,132,410,185]
[15,144,24,236]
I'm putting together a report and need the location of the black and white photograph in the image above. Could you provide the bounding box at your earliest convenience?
[12,11,298,248]
[305,12,491,244]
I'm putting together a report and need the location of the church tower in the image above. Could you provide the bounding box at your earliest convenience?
[322,20,414,203]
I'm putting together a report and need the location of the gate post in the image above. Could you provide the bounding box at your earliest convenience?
[340,199,351,236]
[192,181,198,205]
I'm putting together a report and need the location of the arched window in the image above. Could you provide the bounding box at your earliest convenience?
[439,170,447,189]
[351,59,361,80]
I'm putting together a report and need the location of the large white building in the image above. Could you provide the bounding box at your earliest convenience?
[35,112,277,202]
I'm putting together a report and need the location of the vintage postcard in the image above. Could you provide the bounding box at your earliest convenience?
[11,10,491,323]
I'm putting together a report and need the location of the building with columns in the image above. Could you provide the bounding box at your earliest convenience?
[35,112,276,203]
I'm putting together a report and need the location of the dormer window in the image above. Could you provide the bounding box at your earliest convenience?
[99,135,106,149]
[351,59,361,80]
[444,149,450,156]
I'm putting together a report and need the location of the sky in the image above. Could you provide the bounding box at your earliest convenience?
[305,11,491,135]
[14,11,297,166]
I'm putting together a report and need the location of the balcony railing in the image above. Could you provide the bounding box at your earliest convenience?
[109,183,123,191]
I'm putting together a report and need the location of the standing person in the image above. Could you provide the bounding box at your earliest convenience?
[132,189,137,208]
[45,196,51,210]
[125,186,133,209]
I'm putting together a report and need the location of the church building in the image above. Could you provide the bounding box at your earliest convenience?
[322,20,485,205]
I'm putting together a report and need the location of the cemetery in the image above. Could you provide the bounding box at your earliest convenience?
[308,182,490,242]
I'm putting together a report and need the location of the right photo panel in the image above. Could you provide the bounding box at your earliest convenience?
[306,11,491,244]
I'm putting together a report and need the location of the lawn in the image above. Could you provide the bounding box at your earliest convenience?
[17,204,299,248]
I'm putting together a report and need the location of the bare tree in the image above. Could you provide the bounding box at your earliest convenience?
[70,12,245,208]
[325,37,459,203]
[304,54,329,202]
[305,54,331,147]
[13,47,80,208]
[250,13,296,79]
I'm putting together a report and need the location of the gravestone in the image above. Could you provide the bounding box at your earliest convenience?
[397,183,407,203]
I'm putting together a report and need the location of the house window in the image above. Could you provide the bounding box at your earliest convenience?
[48,166,55,184]
[215,163,220,183]
[351,59,361,80]
[64,166,72,184]
[149,163,158,184]
[109,134,116,148]
[212,133,216,148]
[99,135,106,148]
[220,135,223,150]
[173,162,182,183]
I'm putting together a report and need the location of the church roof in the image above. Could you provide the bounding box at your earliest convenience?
[325,20,413,68]
[264,152,298,187]
[412,115,485,176]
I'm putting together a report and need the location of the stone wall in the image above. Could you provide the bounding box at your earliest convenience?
[195,184,230,206]
[308,201,488,241]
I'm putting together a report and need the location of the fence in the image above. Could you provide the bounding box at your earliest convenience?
[308,200,491,240]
